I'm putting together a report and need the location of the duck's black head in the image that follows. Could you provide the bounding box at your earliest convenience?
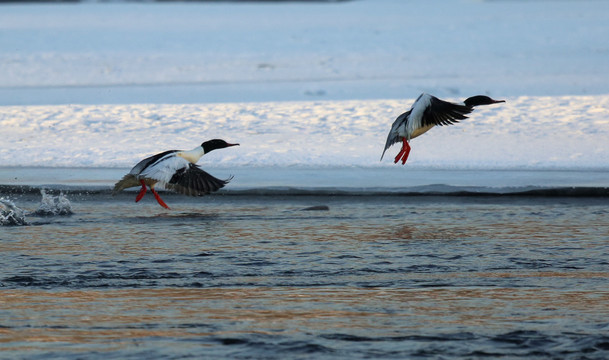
[464,95,506,107]
[202,139,239,154]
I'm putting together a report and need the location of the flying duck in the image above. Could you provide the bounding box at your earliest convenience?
[113,139,239,209]
[381,93,505,164]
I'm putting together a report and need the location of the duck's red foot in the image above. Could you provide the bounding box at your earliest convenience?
[393,138,411,165]
[151,188,171,210]
[135,179,147,202]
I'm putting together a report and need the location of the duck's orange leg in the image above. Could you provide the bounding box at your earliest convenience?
[394,138,411,165]
[394,149,405,163]
[135,179,147,202]
[400,139,411,165]
[150,187,170,209]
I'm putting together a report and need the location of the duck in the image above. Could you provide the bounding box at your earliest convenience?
[113,139,239,209]
[381,93,505,164]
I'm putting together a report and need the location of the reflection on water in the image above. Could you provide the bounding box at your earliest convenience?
[1,195,609,358]
[3,286,608,343]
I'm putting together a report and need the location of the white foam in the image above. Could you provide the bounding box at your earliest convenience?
[0,198,27,226]
[33,189,73,216]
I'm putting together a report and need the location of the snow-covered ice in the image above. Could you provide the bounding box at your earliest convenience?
[1,96,608,170]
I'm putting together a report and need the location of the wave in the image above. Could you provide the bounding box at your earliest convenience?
[224,186,609,197]
[2,184,609,198]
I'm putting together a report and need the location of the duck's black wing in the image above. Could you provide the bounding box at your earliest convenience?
[421,96,472,127]
[165,163,233,196]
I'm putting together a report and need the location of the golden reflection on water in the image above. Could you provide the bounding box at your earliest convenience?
[3,200,609,355]
[2,284,609,350]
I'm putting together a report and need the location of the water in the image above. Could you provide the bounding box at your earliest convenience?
[2,188,609,359]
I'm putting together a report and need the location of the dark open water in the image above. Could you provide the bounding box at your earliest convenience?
[2,188,609,359]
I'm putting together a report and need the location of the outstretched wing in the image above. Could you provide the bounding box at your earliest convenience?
[165,163,233,196]
[381,110,410,160]
[421,96,472,127]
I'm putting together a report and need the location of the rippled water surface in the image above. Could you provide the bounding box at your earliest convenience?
[2,192,609,359]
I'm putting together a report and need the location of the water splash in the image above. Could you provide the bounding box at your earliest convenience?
[0,198,27,226]
[32,189,73,216]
